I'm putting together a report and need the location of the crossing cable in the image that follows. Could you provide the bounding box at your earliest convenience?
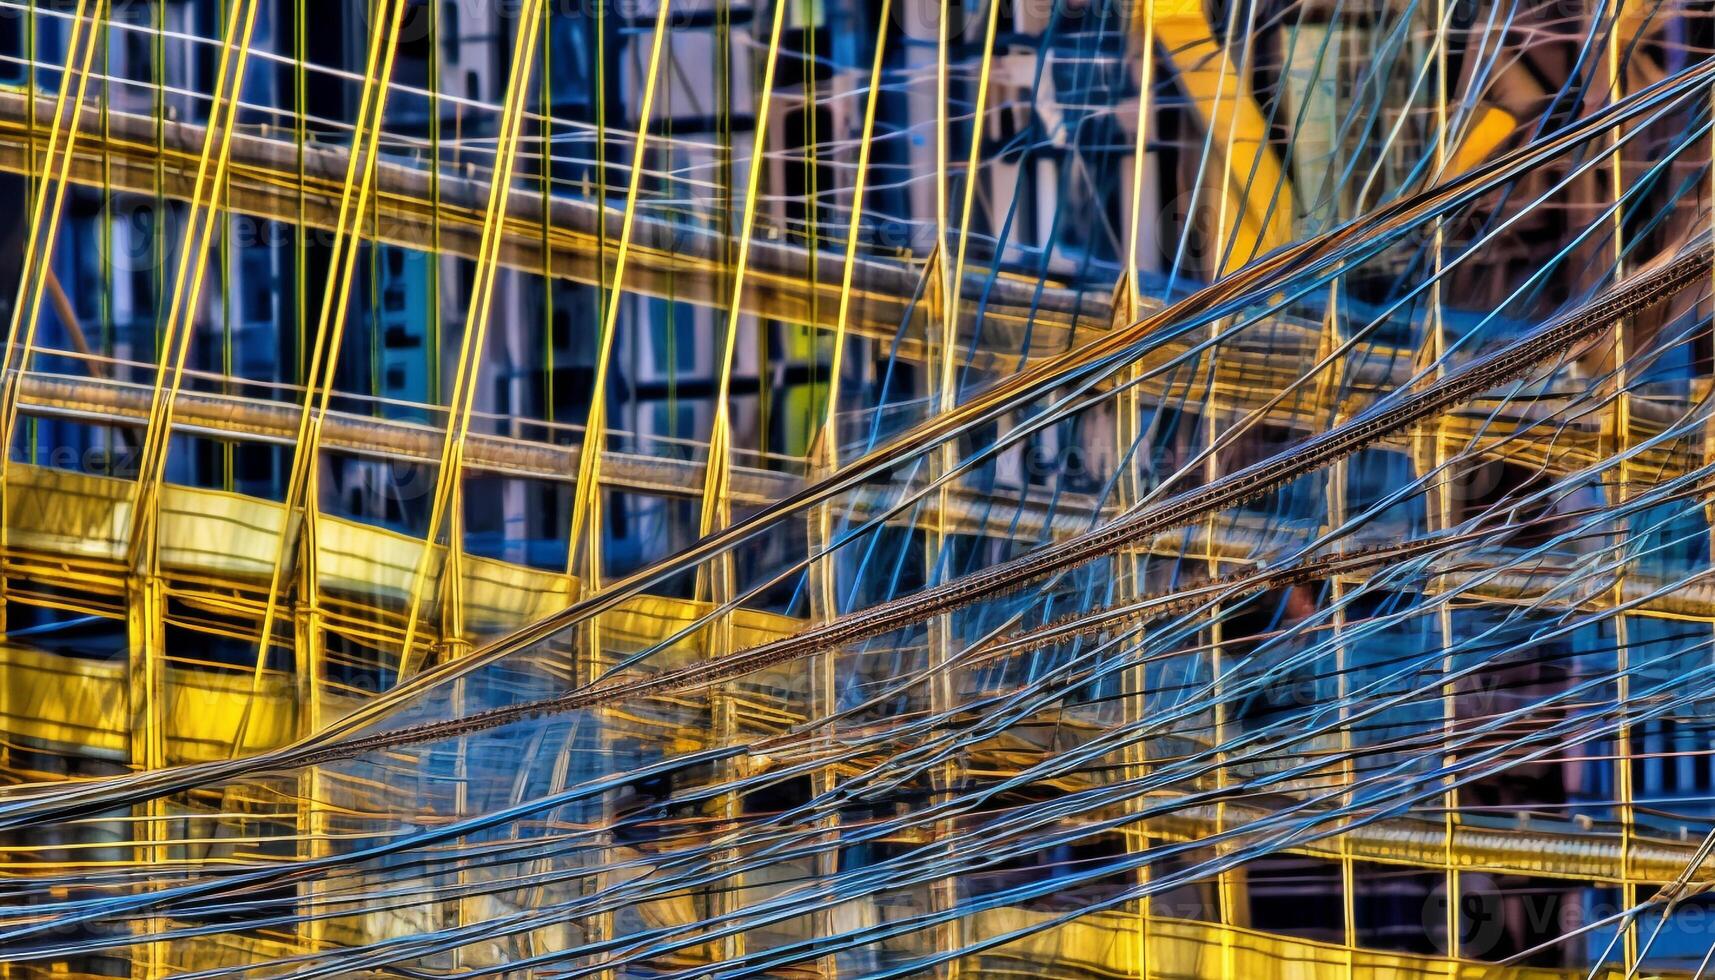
[8,50,1715,835]
[2,229,1707,837]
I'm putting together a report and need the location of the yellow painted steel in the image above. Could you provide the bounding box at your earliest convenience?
[803,6,890,970]
[1152,3,1294,274]
[1424,0,1461,962]
[964,908,1627,980]
[1448,104,1516,178]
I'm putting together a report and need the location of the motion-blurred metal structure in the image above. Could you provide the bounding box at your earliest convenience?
[4,0,1715,976]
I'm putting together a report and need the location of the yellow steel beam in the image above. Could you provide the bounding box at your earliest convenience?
[2,466,1712,895]
[0,86,1111,370]
[0,40,1322,377]
[0,627,1703,889]
[11,373,1715,619]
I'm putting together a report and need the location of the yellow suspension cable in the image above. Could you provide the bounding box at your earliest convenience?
[0,0,105,594]
[698,0,791,545]
[124,0,264,572]
[396,0,547,680]
[944,0,1003,375]
[564,0,678,579]
[0,0,99,374]
[815,0,892,464]
[229,0,412,756]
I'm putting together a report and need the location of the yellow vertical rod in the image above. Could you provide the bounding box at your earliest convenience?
[556,23,674,958]
[702,0,791,448]
[0,0,99,373]
[924,0,1002,966]
[1124,0,1156,320]
[293,440,326,956]
[125,571,166,979]
[565,0,676,580]
[1606,0,1637,970]
[1411,0,1462,969]
[1320,281,1358,978]
[805,2,891,972]
[1122,7,1157,973]
[693,0,789,962]
[1202,0,1253,966]
[1112,278,1153,980]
